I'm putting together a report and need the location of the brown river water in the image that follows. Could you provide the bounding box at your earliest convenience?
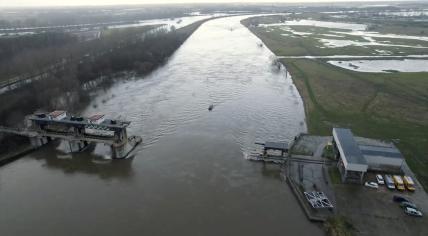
[0,15,323,236]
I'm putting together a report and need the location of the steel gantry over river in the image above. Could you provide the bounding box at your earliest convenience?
[0,110,141,159]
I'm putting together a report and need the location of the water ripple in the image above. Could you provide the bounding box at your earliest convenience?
[83,15,307,152]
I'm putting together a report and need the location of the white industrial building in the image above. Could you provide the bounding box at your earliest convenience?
[332,128,404,184]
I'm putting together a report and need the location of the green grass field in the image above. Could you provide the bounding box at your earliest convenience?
[243,16,428,190]
[283,58,428,188]
[328,167,342,185]
[324,215,355,236]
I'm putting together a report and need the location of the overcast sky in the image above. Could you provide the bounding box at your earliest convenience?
[0,0,398,8]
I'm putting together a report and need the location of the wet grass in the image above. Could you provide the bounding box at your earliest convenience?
[324,216,355,236]
[366,21,428,37]
[323,145,335,160]
[328,167,342,185]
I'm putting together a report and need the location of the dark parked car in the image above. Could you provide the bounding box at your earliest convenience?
[393,195,409,203]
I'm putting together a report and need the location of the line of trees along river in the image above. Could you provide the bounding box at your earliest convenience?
[0,18,212,155]
[0,25,164,83]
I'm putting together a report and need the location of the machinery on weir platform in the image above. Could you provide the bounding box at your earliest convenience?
[0,110,142,159]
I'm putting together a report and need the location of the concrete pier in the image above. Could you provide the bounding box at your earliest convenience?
[112,143,127,159]
[67,140,88,152]
[29,136,48,148]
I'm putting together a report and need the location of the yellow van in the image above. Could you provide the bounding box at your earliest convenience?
[393,175,405,191]
[403,176,416,191]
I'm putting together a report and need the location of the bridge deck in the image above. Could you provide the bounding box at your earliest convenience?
[30,116,130,131]
[0,126,121,145]
[0,126,38,137]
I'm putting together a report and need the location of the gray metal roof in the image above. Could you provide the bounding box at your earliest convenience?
[359,145,404,159]
[264,142,288,151]
[333,128,367,165]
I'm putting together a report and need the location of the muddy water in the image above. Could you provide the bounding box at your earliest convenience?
[0,16,322,236]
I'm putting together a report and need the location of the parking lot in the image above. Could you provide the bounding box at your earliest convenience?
[290,133,428,235]
[334,169,428,236]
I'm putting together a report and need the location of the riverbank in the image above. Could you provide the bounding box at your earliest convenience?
[241,16,428,191]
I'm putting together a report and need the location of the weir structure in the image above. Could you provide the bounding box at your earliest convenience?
[0,111,141,159]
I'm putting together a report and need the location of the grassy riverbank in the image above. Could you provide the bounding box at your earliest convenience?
[284,58,428,187]
[242,17,428,190]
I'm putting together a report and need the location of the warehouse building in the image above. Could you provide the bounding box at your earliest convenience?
[359,144,404,171]
[332,128,404,184]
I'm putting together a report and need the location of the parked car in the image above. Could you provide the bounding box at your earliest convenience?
[393,195,409,203]
[400,201,417,209]
[365,181,379,189]
[404,207,423,217]
[393,175,405,191]
[376,174,385,185]
[403,176,416,191]
[385,175,396,190]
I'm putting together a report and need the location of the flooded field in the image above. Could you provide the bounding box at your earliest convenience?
[0,15,322,236]
[257,17,428,55]
[328,59,428,73]
[260,19,367,31]
[318,38,427,49]
[108,13,230,30]
[0,13,229,38]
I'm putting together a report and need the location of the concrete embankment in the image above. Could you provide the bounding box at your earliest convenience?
[285,133,331,222]
[286,177,327,222]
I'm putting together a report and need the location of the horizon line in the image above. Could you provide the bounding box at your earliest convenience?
[0,0,412,9]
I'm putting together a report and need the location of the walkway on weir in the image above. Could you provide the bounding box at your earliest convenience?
[0,111,140,159]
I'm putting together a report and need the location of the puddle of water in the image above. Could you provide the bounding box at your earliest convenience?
[278,55,428,59]
[317,38,428,49]
[277,26,313,36]
[334,31,428,42]
[328,59,428,73]
[321,33,345,38]
[261,19,367,31]
[379,10,428,17]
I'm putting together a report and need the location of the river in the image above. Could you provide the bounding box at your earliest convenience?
[0,15,322,236]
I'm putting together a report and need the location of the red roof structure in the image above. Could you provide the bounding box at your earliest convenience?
[49,110,66,118]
